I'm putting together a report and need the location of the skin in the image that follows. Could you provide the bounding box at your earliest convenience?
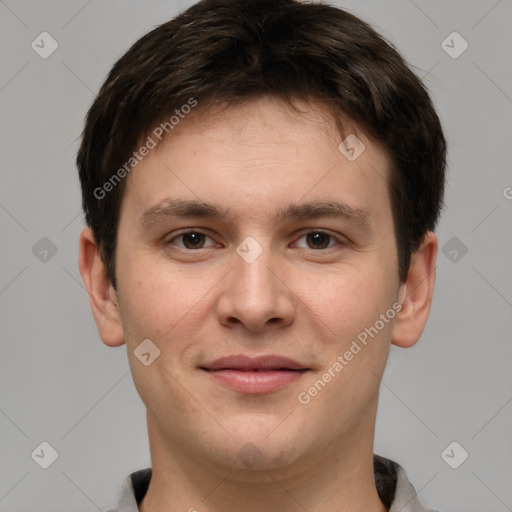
[79,96,437,512]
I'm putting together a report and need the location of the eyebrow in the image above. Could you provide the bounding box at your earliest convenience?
[139,197,372,230]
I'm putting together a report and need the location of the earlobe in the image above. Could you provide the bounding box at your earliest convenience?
[391,231,438,349]
[78,227,125,347]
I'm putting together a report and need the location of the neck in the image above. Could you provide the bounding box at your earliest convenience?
[139,414,387,512]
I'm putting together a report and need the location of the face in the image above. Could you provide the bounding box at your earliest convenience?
[84,96,416,474]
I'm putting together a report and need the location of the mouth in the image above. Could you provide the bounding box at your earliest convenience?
[200,355,309,394]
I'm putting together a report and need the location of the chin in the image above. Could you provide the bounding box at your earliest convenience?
[209,416,310,471]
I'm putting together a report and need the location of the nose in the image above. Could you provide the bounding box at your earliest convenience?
[215,243,295,333]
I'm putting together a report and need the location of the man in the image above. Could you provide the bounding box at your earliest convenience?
[77,0,446,510]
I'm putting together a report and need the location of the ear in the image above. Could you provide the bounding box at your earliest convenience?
[78,227,125,347]
[391,231,438,348]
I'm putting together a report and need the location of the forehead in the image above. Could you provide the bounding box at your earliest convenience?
[120,97,393,230]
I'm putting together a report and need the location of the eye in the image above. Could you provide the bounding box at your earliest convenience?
[293,231,343,250]
[166,230,345,251]
[167,231,216,250]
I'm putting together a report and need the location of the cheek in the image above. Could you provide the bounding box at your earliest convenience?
[296,262,395,340]
[116,257,204,355]
[295,267,396,423]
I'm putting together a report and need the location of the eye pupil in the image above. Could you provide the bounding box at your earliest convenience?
[183,232,204,249]
[307,232,330,249]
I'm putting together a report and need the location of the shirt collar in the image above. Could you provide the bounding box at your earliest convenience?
[110,456,438,512]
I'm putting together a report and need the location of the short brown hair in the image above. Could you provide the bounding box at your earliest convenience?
[77,0,447,289]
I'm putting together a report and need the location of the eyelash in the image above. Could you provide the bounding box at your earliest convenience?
[166,230,346,251]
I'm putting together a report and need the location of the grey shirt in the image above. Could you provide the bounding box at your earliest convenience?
[107,455,438,512]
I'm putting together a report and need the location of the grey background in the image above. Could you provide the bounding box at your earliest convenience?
[1,0,511,510]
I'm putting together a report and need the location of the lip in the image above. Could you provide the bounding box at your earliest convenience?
[202,355,307,371]
[200,355,309,394]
